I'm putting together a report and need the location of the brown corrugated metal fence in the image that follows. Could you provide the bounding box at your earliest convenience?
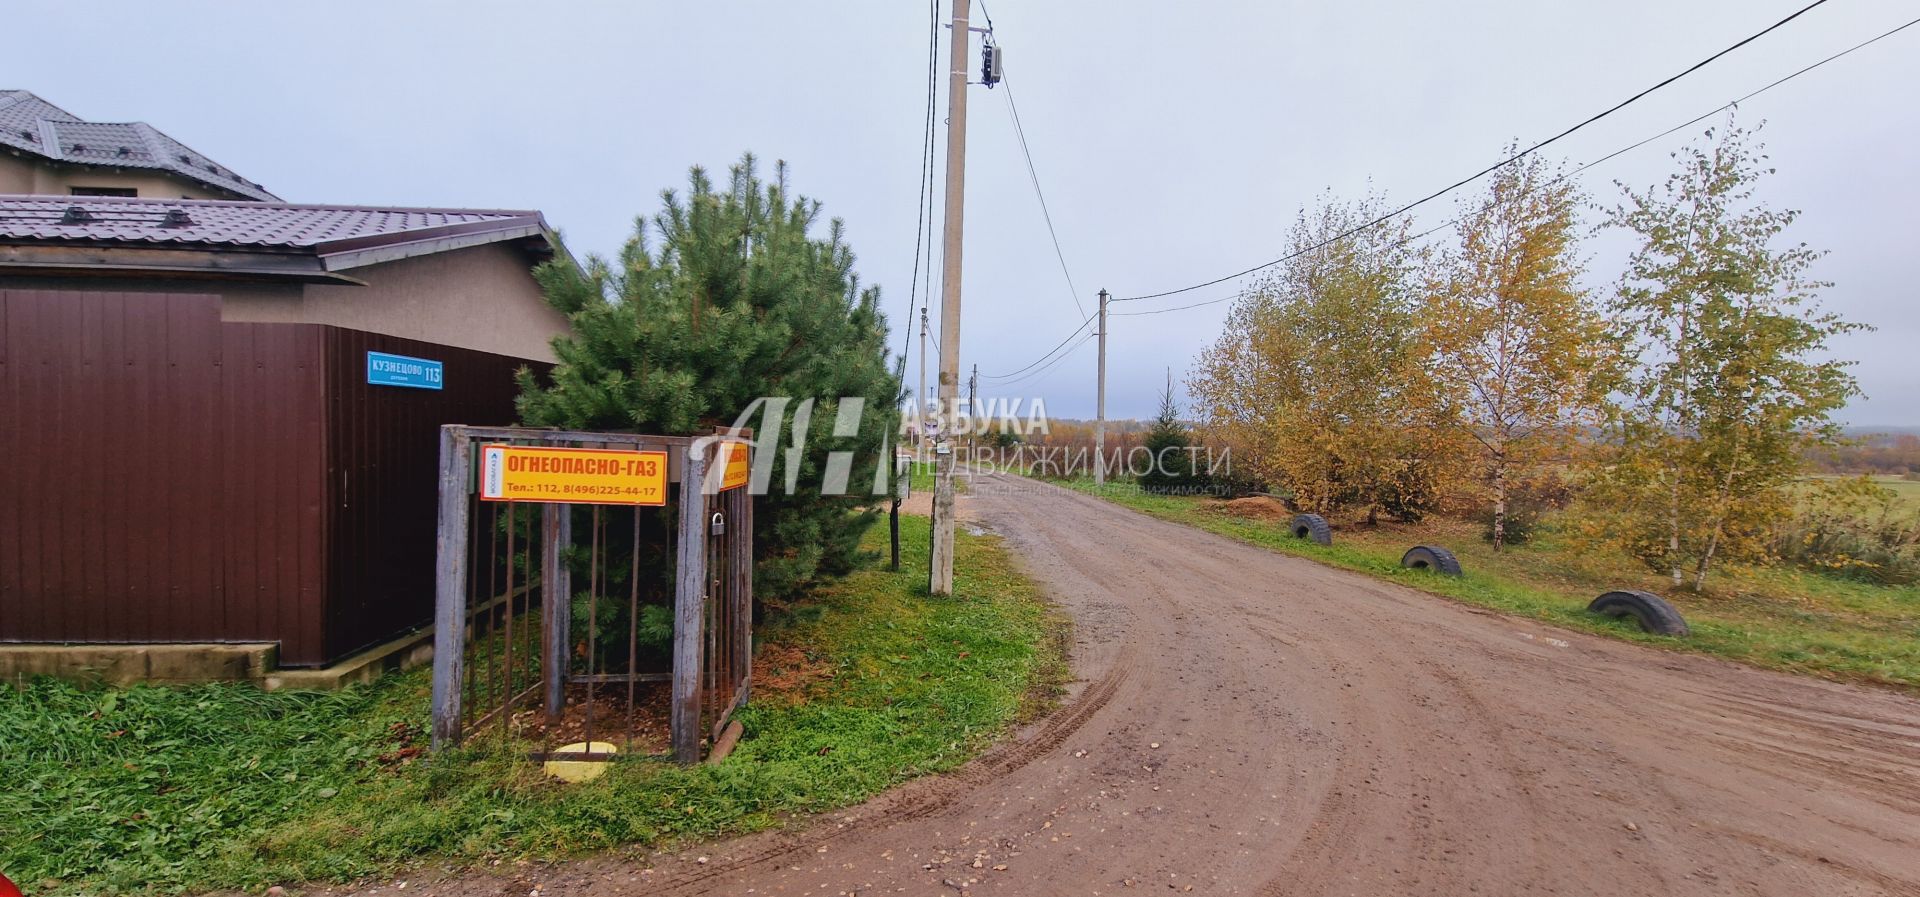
[320,328,540,662]
[0,288,543,667]
[0,289,328,661]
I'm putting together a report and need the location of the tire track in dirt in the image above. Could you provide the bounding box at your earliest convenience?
[641,645,1138,894]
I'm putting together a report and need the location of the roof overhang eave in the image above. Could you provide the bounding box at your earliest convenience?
[0,242,366,285]
[316,219,552,272]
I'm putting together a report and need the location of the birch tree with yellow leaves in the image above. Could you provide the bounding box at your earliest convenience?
[1190,193,1463,522]
[1590,121,1864,589]
[1425,151,1614,550]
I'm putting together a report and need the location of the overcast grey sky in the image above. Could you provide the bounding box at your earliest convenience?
[10,0,1916,423]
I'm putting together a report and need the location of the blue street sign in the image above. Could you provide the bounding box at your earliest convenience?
[366,351,444,390]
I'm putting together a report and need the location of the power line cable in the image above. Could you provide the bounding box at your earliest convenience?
[925,117,939,312]
[1109,293,1237,317]
[1114,220,1455,318]
[900,0,941,363]
[983,308,1099,378]
[1115,0,1836,304]
[995,338,1091,391]
[1002,76,1087,317]
[993,330,1096,390]
[1111,10,1918,319]
[917,0,943,419]
[1567,12,1920,179]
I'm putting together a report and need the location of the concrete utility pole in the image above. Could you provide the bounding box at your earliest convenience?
[930,0,973,596]
[918,305,929,463]
[968,362,978,446]
[1094,288,1109,486]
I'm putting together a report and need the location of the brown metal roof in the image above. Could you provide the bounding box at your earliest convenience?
[0,195,558,282]
[0,90,280,201]
[0,195,542,248]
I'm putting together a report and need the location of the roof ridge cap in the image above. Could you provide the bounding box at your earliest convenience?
[0,194,543,218]
[131,122,167,161]
[36,120,61,156]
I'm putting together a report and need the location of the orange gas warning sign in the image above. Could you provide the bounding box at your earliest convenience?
[479,444,668,505]
[719,441,751,491]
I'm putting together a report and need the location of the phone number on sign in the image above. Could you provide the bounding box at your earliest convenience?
[503,484,660,497]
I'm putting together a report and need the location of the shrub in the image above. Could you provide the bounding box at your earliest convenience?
[1477,475,1573,545]
[1208,466,1270,500]
[1774,477,1920,585]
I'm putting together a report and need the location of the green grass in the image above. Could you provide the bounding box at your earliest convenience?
[0,518,1063,895]
[1803,474,1920,512]
[1054,477,1920,692]
[1843,478,1920,510]
[909,459,937,494]
[1893,479,1920,513]
[904,459,967,496]
[1893,477,1920,511]
[913,459,944,495]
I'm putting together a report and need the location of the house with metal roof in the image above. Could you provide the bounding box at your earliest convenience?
[0,90,277,201]
[0,192,575,675]
[0,196,569,360]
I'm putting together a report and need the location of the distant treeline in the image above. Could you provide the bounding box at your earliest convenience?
[1806,433,1920,477]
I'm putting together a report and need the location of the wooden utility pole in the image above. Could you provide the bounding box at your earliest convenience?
[1094,288,1108,486]
[930,0,972,596]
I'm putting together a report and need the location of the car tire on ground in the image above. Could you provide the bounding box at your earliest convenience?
[1587,589,1691,637]
[1400,545,1462,576]
[1290,513,1332,545]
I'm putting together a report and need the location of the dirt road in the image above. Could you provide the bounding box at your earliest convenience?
[388,474,1920,896]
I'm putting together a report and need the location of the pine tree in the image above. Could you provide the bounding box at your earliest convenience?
[1139,371,1198,494]
[517,155,900,603]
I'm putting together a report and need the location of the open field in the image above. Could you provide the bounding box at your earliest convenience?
[0,518,1062,896]
[1051,476,1920,692]
[1888,477,1920,510]
[1803,473,1920,511]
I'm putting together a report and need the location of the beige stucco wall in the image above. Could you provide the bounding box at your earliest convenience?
[0,152,251,200]
[0,154,31,193]
[218,243,569,362]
